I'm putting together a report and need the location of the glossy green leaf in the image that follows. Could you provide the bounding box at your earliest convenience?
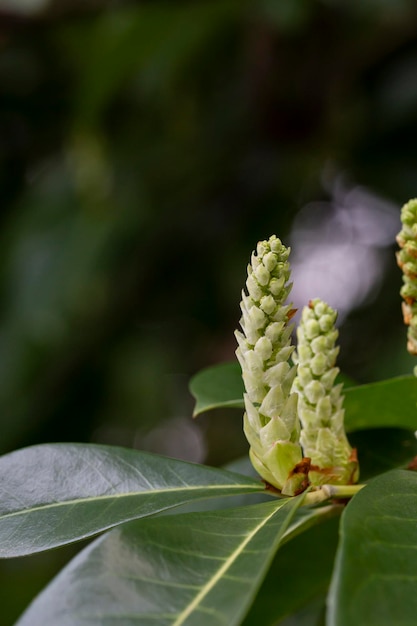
[349,427,417,479]
[277,594,327,626]
[328,469,417,626]
[17,496,304,626]
[243,514,340,625]
[190,361,245,416]
[190,362,417,433]
[0,443,265,558]
[344,375,417,431]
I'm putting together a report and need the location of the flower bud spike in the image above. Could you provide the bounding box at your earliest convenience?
[397,199,417,355]
[292,298,359,486]
[235,236,308,496]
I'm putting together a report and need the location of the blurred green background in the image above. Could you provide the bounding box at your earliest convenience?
[1,0,417,622]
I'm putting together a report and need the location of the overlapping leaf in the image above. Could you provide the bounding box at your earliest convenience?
[190,361,417,432]
[349,427,417,479]
[0,443,265,557]
[243,514,340,625]
[16,496,304,626]
[190,361,245,416]
[328,470,417,626]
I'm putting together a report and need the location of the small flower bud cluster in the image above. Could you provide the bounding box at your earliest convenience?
[396,199,417,356]
[235,236,308,496]
[292,299,359,486]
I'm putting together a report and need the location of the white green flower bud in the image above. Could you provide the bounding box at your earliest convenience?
[303,380,326,404]
[236,236,307,496]
[292,299,359,486]
[396,199,417,355]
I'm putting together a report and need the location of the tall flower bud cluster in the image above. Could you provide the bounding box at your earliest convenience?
[396,199,417,355]
[235,236,308,496]
[292,299,359,486]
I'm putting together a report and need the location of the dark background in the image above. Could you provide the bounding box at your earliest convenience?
[1,0,417,622]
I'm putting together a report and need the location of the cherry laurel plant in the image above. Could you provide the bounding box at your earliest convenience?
[1,203,417,625]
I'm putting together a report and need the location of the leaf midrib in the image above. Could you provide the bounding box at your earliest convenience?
[0,483,263,520]
[172,500,291,626]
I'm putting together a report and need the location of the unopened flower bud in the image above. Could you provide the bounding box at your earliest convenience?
[255,264,270,286]
[297,344,313,364]
[263,251,278,272]
[310,353,328,376]
[260,295,277,315]
[304,380,326,404]
[305,319,320,340]
[397,199,417,355]
[265,321,284,344]
[254,336,273,361]
[236,236,307,495]
[292,298,359,486]
[248,306,267,330]
[269,276,286,296]
[297,365,313,387]
[319,314,334,332]
[311,335,328,354]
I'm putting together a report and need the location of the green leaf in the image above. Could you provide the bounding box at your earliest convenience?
[190,361,245,415]
[0,443,265,558]
[190,362,417,434]
[17,497,304,626]
[277,594,326,626]
[243,514,340,625]
[328,469,417,626]
[344,375,417,431]
[349,427,417,479]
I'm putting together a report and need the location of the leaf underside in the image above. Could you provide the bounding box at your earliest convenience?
[16,497,304,626]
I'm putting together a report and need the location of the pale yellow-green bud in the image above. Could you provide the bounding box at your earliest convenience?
[236,236,307,496]
[292,299,359,486]
[397,199,417,355]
